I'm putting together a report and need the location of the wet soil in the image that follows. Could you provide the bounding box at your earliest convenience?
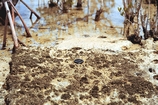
[3,47,158,105]
[1,0,158,105]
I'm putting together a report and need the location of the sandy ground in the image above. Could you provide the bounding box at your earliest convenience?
[1,33,158,104]
[0,50,11,104]
[0,0,158,104]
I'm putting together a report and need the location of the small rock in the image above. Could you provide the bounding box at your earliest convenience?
[98,36,107,38]
[89,86,99,98]
[127,34,142,45]
[135,72,142,76]
[74,59,84,64]
[61,93,71,100]
[71,47,82,50]
[153,75,158,80]
[80,76,89,84]
[82,34,90,37]
[69,64,75,68]
[148,68,155,73]
[122,46,128,50]
[152,59,158,64]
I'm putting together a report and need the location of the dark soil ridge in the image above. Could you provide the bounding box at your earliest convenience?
[3,47,158,105]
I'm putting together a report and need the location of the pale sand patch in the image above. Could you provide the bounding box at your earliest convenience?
[57,35,133,52]
[0,50,11,105]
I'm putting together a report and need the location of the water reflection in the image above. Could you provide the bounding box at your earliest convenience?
[14,0,124,47]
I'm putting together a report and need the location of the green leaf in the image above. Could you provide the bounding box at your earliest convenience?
[121,12,124,16]
[118,7,122,12]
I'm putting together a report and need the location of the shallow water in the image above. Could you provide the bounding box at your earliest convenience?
[15,0,124,25]
[14,0,124,47]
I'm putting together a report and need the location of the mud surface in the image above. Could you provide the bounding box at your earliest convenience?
[3,47,158,105]
[1,0,158,105]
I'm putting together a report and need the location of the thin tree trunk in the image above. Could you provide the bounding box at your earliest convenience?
[11,6,15,25]
[8,0,31,37]
[95,8,103,21]
[156,0,158,31]
[61,0,68,13]
[2,14,8,49]
[76,0,82,7]
[20,0,40,19]
[4,1,19,48]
